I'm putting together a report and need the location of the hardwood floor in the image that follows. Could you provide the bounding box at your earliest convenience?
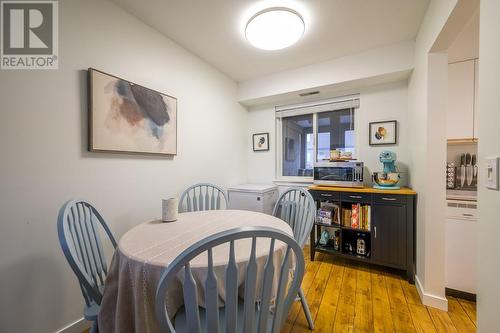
[83,247,477,333]
[282,247,477,333]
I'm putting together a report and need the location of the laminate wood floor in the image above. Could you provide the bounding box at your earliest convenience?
[281,247,477,333]
[84,247,477,333]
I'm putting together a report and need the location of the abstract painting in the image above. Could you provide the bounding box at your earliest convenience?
[369,120,397,146]
[89,68,177,155]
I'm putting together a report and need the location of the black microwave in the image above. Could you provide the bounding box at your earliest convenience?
[313,162,364,187]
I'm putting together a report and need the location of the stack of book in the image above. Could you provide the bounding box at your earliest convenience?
[317,207,334,225]
[342,204,371,231]
[317,203,340,225]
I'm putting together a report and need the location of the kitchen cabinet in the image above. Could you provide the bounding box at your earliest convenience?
[445,217,477,294]
[473,59,479,138]
[447,60,476,140]
[372,203,406,267]
[309,186,416,283]
[445,199,477,296]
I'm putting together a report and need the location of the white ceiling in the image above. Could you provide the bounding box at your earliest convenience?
[112,0,430,82]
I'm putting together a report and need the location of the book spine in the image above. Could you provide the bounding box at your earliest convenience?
[360,205,364,230]
[367,205,371,230]
[351,204,359,229]
[364,205,367,230]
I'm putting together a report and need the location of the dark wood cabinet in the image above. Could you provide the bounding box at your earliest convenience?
[340,192,372,204]
[371,203,406,267]
[309,186,416,283]
[372,193,405,205]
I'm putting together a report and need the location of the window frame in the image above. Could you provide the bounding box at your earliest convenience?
[275,95,359,183]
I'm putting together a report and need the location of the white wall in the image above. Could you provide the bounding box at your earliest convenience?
[407,0,457,310]
[0,1,247,332]
[247,81,409,186]
[447,9,479,63]
[477,0,500,331]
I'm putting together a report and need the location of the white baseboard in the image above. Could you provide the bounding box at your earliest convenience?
[54,317,90,333]
[415,275,448,311]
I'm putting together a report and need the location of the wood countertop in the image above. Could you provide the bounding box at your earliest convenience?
[308,185,417,195]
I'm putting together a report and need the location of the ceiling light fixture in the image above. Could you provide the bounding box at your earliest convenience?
[245,7,305,51]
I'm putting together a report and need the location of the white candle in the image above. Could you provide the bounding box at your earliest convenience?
[162,198,178,222]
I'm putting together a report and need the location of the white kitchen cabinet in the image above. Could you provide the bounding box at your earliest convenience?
[447,60,475,140]
[473,59,479,137]
[445,217,477,294]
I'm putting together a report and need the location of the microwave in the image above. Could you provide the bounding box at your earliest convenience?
[313,161,364,187]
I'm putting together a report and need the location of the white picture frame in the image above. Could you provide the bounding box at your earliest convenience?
[253,132,269,151]
[369,120,397,146]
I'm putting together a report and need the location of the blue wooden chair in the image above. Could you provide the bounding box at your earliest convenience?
[178,183,228,213]
[273,188,316,330]
[155,226,305,333]
[57,199,117,333]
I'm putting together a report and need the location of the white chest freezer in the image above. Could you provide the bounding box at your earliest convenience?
[227,184,278,215]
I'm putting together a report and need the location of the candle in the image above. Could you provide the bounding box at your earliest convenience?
[162,198,178,222]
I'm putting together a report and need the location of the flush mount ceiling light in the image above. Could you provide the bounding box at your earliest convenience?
[245,7,305,50]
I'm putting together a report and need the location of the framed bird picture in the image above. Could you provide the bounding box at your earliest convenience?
[253,132,269,151]
[369,120,397,146]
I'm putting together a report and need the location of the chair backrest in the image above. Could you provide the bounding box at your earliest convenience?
[57,199,117,306]
[272,188,316,248]
[155,226,305,333]
[178,183,228,213]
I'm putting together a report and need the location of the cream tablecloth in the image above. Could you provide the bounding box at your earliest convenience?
[98,210,293,333]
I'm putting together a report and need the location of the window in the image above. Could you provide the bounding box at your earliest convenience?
[281,114,313,177]
[317,109,355,162]
[276,96,359,180]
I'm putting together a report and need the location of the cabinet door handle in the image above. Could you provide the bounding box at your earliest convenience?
[349,195,362,199]
[374,226,377,238]
[462,213,474,217]
[321,193,333,197]
[381,197,397,201]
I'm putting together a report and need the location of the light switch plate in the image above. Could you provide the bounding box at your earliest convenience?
[485,157,499,190]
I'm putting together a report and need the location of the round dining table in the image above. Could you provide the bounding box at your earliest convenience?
[98,209,294,333]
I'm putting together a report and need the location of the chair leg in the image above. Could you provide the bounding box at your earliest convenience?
[90,320,98,333]
[298,287,314,330]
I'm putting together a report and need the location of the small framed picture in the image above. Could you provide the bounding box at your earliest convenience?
[253,133,269,151]
[369,120,397,145]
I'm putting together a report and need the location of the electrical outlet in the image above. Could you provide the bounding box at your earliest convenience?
[485,157,499,190]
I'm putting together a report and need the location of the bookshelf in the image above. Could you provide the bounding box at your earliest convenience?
[314,201,372,259]
[309,185,417,283]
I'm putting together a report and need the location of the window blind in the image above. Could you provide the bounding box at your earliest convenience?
[275,94,360,118]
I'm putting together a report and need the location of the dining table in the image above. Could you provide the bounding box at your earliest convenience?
[98,209,294,333]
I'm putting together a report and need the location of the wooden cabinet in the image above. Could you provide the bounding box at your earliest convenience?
[340,192,371,204]
[447,60,475,139]
[372,203,406,267]
[372,193,405,205]
[309,186,416,283]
